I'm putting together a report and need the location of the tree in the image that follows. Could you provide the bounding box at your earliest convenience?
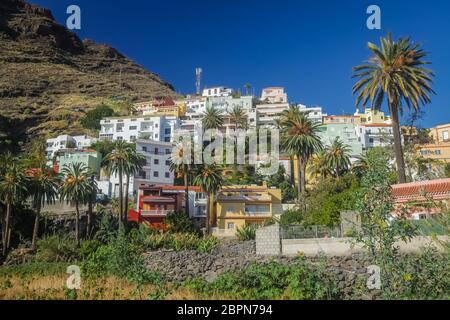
[353,33,435,183]
[102,141,134,222]
[324,138,351,178]
[227,105,248,130]
[309,151,331,180]
[202,105,224,130]
[280,110,323,197]
[123,147,145,222]
[0,154,28,256]
[192,164,224,234]
[27,166,59,249]
[80,105,114,130]
[244,83,252,96]
[170,143,192,217]
[60,163,97,246]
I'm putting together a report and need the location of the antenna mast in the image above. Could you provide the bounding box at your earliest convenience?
[195,67,202,95]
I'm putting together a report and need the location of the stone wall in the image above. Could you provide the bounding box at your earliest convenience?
[255,224,281,255]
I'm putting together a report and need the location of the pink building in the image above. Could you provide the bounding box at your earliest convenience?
[261,87,288,103]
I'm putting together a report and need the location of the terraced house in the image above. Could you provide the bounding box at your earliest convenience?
[213,183,282,236]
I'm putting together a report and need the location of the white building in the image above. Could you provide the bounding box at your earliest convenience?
[251,103,290,127]
[134,139,174,187]
[202,86,233,97]
[97,140,174,199]
[261,87,288,103]
[99,116,180,143]
[46,135,96,159]
[298,104,327,124]
[358,123,394,150]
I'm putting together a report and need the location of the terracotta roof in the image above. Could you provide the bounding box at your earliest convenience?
[392,178,450,203]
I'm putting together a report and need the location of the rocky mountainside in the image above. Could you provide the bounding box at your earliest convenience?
[0,0,177,150]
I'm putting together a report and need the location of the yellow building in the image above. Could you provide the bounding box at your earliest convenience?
[354,109,391,124]
[214,183,282,234]
[418,123,450,163]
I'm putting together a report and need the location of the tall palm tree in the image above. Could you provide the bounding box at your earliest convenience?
[227,105,248,130]
[280,111,323,197]
[123,147,145,222]
[352,33,435,183]
[192,164,223,234]
[27,166,59,249]
[202,105,223,130]
[60,163,96,246]
[170,143,192,217]
[324,138,351,178]
[244,83,252,96]
[102,141,134,222]
[0,155,28,256]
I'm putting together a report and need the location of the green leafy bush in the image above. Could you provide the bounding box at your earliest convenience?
[35,235,79,263]
[80,105,114,130]
[164,211,196,233]
[187,259,340,300]
[235,225,257,241]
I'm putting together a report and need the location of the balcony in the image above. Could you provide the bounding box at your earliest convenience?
[140,210,172,216]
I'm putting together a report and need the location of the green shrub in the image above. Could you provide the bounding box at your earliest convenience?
[79,240,102,259]
[144,233,218,253]
[187,259,340,300]
[35,235,79,263]
[235,225,257,241]
[80,105,114,130]
[164,211,195,233]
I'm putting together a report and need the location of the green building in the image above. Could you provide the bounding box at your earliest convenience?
[317,123,363,157]
[57,150,102,176]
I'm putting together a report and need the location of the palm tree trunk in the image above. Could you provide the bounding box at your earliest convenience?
[300,158,306,195]
[75,202,80,247]
[390,104,407,183]
[205,195,211,235]
[184,166,189,217]
[118,168,123,223]
[2,203,11,256]
[296,156,302,198]
[209,193,216,228]
[124,174,130,224]
[87,197,93,239]
[32,205,41,250]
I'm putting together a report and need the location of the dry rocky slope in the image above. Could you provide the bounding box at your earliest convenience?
[0,0,177,149]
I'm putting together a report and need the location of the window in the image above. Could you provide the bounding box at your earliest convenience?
[227,222,235,229]
[369,138,374,143]
[117,137,123,141]
[165,149,171,154]
[129,126,137,130]
[154,159,159,165]
[435,150,442,155]
[154,148,159,155]
[130,136,136,142]
[165,128,171,135]
[153,171,159,177]
[226,206,235,213]
[165,172,170,178]
[443,131,449,141]
[142,146,147,152]
[164,137,171,142]
[165,160,170,166]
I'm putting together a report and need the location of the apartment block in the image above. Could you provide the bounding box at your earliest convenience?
[55,149,102,176]
[417,123,450,163]
[46,135,96,159]
[261,87,288,103]
[99,115,180,143]
[202,86,233,97]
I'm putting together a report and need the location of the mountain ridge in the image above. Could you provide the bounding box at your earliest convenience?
[0,0,178,150]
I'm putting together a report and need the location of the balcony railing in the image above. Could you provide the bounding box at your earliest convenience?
[140,210,172,216]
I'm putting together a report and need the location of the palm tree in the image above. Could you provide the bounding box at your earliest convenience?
[308,151,331,180]
[324,138,351,178]
[202,105,223,130]
[227,105,248,130]
[280,111,323,197]
[244,83,252,96]
[192,164,224,234]
[123,147,145,222]
[102,141,134,222]
[0,154,28,256]
[60,163,96,246]
[170,143,192,217]
[27,166,59,249]
[352,33,435,183]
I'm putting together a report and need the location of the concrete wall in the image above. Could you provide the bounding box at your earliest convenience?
[281,236,449,257]
[255,224,281,255]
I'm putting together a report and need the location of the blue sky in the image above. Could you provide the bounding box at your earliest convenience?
[32,0,450,127]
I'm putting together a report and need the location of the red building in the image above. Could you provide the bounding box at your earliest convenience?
[128,184,201,226]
